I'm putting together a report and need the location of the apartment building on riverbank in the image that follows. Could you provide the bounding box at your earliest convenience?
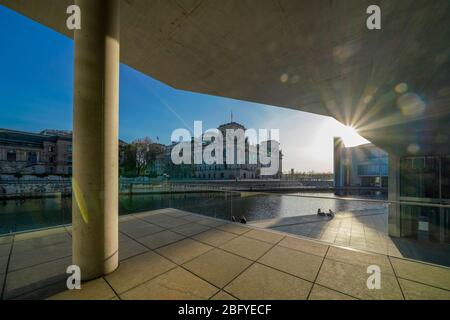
[0,128,73,176]
[0,128,127,177]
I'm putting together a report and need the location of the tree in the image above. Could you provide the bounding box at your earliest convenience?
[122,144,138,177]
[122,137,164,177]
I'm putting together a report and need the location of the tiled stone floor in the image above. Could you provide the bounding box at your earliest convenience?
[250,211,450,266]
[0,208,449,300]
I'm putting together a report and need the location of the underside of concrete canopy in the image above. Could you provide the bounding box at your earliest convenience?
[1,0,450,155]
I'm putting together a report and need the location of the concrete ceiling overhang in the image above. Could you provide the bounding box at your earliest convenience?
[1,0,450,155]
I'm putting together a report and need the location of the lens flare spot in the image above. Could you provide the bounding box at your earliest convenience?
[332,44,355,64]
[72,178,89,224]
[407,144,420,155]
[280,74,289,83]
[397,93,426,117]
[395,83,408,94]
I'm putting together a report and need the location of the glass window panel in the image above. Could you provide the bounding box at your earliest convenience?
[400,156,440,198]
[442,156,450,199]
[444,208,450,243]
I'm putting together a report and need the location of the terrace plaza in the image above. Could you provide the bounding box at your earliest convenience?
[0,0,449,299]
[1,209,450,300]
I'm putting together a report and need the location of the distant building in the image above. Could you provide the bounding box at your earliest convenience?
[333,137,388,189]
[0,128,127,176]
[194,121,260,180]
[0,129,72,176]
[282,171,334,182]
[153,121,283,180]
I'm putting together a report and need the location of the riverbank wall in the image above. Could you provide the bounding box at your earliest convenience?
[0,178,337,199]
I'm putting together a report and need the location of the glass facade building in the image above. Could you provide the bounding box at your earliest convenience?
[334,138,389,189]
[398,155,450,243]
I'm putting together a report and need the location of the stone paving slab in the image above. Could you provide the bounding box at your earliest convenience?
[119,215,137,222]
[216,223,251,235]
[8,241,71,272]
[131,211,159,219]
[0,273,5,297]
[141,214,190,229]
[220,236,272,260]
[12,232,71,253]
[278,236,329,257]
[156,238,213,265]
[170,222,211,237]
[244,229,284,244]
[0,243,11,258]
[398,278,450,300]
[390,257,450,291]
[9,280,68,300]
[119,219,164,238]
[164,209,192,218]
[118,237,149,261]
[258,246,323,282]
[4,256,71,300]
[136,230,186,250]
[225,263,312,300]
[180,214,206,222]
[0,208,449,300]
[192,229,237,247]
[183,249,253,288]
[14,227,69,241]
[0,256,8,275]
[105,251,175,294]
[326,246,395,276]
[308,284,356,300]
[316,259,404,300]
[49,278,117,300]
[210,290,237,300]
[121,267,218,300]
[0,236,13,245]
[196,218,228,228]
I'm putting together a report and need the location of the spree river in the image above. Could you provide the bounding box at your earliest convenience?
[0,192,387,235]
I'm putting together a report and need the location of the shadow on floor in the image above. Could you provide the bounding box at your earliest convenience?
[250,211,450,267]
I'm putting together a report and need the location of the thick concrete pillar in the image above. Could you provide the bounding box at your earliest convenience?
[388,154,401,237]
[72,0,120,280]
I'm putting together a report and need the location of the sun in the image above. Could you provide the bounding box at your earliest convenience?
[327,119,370,147]
[340,125,369,147]
[344,125,359,138]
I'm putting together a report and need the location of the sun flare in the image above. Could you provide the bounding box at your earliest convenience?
[326,119,370,147]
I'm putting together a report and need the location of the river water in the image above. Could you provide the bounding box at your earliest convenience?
[0,192,387,235]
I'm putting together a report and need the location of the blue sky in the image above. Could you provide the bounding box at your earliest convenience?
[0,5,368,172]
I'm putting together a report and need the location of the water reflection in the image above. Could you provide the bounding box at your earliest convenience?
[0,192,387,235]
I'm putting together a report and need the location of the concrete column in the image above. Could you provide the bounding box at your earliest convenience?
[72,0,120,280]
[388,153,401,237]
[333,137,343,194]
